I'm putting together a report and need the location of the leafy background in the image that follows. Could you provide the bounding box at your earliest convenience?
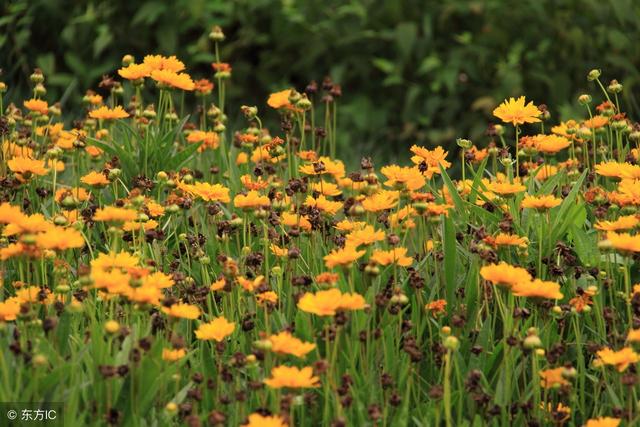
[2,0,640,162]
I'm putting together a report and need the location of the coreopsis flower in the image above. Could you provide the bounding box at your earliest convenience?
[268,331,316,358]
[256,291,278,305]
[91,250,140,271]
[361,190,400,212]
[583,115,609,129]
[311,181,342,196]
[479,262,532,287]
[323,245,365,269]
[3,213,52,236]
[381,165,426,191]
[584,418,620,427]
[237,275,265,292]
[194,78,214,95]
[0,298,21,321]
[345,225,385,247]
[531,134,571,154]
[118,63,151,80]
[535,165,558,181]
[487,233,528,248]
[240,174,269,191]
[595,161,640,180]
[263,365,320,389]
[595,215,639,232]
[186,130,219,152]
[162,348,187,361]
[511,279,563,299]
[242,413,287,427]
[594,347,640,372]
[425,299,447,318]
[298,157,345,178]
[93,206,138,222]
[493,96,541,126]
[334,220,366,232]
[280,212,312,231]
[0,203,25,224]
[0,243,27,261]
[151,70,195,91]
[141,272,174,289]
[161,303,201,319]
[520,194,562,210]
[35,227,85,251]
[8,156,49,179]
[604,231,640,253]
[370,247,413,267]
[23,98,49,115]
[267,89,293,109]
[627,329,640,343]
[81,171,110,187]
[410,145,451,175]
[234,190,270,210]
[195,317,235,341]
[14,286,55,305]
[89,105,129,120]
[539,367,570,389]
[125,285,163,306]
[179,181,230,203]
[210,278,226,292]
[304,195,342,215]
[487,181,526,195]
[143,55,185,72]
[297,288,366,316]
[315,272,339,285]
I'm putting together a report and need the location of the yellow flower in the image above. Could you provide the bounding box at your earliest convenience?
[281,212,312,231]
[267,89,293,109]
[195,317,235,341]
[23,98,49,115]
[627,329,640,343]
[143,55,185,72]
[161,303,201,320]
[8,156,49,178]
[0,298,21,321]
[297,288,366,316]
[162,348,186,361]
[151,70,195,91]
[511,279,563,299]
[479,262,531,287]
[370,247,413,267]
[268,331,316,358]
[179,181,230,203]
[493,96,541,126]
[234,190,271,210]
[35,227,85,251]
[487,181,526,195]
[345,225,385,247]
[584,417,620,427]
[381,165,426,191]
[539,367,570,389]
[595,215,639,232]
[530,134,571,154]
[520,194,562,210]
[81,171,110,187]
[595,347,640,372]
[89,105,129,120]
[323,245,365,269]
[93,206,138,222]
[118,63,151,80]
[304,195,342,215]
[242,413,287,427]
[263,365,320,388]
[605,231,640,253]
[361,190,400,212]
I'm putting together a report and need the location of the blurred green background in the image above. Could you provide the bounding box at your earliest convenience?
[2,0,640,162]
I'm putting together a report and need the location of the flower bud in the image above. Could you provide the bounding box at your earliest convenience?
[105,320,120,334]
[578,94,592,105]
[444,335,460,351]
[587,69,601,81]
[209,26,225,42]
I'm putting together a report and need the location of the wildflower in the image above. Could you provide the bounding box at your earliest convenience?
[315,272,339,285]
[0,203,24,224]
[35,227,85,251]
[180,181,230,203]
[268,331,316,358]
[162,348,187,361]
[594,347,640,372]
[117,63,151,80]
[150,70,195,91]
[281,212,312,231]
[91,250,140,271]
[311,181,342,196]
[237,275,265,292]
[242,413,287,427]
[195,317,235,341]
[531,134,571,154]
[493,96,541,126]
[488,181,526,195]
[370,247,413,267]
[81,171,110,187]
[361,190,400,212]
[161,303,201,319]
[584,418,620,427]
[267,89,293,109]
[583,115,609,129]
[323,245,365,269]
[627,329,640,343]
[595,161,640,180]
[141,272,174,289]
[297,288,366,316]
[256,291,278,305]
[539,367,570,389]
[521,194,562,210]
[210,278,226,292]
[0,298,21,321]
[425,299,447,318]
[381,165,426,191]
[263,365,320,388]
[345,225,385,247]
[489,233,528,248]
[234,191,270,210]
[304,195,342,215]
[186,130,219,151]
[511,279,563,299]
[8,157,49,178]
[23,98,49,115]
[480,262,532,287]
[143,54,185,72]
[594,215,639,232]
[89,105,129,120]
[93,206,138,222]
[605,231,640,253]
[410,145,451,174]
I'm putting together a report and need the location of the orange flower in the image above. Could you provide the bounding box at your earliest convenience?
[186,130,219,151]
[381,165,426,191]
[93,206,138,222]
[280,212,312,231]
[345,225,385,247]
[242,413,287,427]
[267,89,293,109]
[488,181,526,195]
[179,181,230,203]
[151,70,195,91]
[304,195,343,215]
[583,115,609,129]
[263,365,320,388]
[531,134,571,154]
[23,98,49,115]
[480,262,531,287]
[89,105,129,120]
[195,317,235,341]
[520,194,562,210]
[370,247,413,267]
[605,231,640,253]
[161,302,201,319]
[595,215,639,232]
[8,157,49,178]
[81,171,110,187]
[323,245,365,269]
[0,298,21,321]
[143,55,185,72]
[493,96,541,126]
[315,272,339,285]
[594,347,640,372]
[297,288,366,316]
[511,279,563,299]
[162,348,186,361]
[234,191,270,210]
[584,418,620,427]
[118,63,151,80]
[35,227,85,251]
[425,299,447,318]
[361,190,400,212]
[539,367,570,389]
[268,331,316,358]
